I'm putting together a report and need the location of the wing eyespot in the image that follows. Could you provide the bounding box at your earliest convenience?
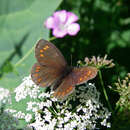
[43,45,49,50]
[40,49,44,53]
[36,66,40,69]
[61,92,65,96]
[35,66,41,72]
[79,77,83,81]
[38,78,42,83]
[35,69,39,72]
[34,74,38,77]
[40,54,44,57]
[86,70,92,76]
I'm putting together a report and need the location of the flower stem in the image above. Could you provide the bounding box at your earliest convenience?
[98,70,113,113]
[15,37,56,67]
[48,36,56,41]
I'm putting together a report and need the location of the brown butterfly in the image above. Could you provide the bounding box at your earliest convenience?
[31,39,98,99]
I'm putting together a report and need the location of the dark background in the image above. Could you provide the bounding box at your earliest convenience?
[55,0,130,83]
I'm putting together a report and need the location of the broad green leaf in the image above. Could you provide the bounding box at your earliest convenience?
[0,0,62,89]
[0,0,62,128]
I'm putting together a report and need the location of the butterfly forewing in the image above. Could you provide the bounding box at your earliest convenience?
[31,39,68,87]
[35,39,67,70]
[72,66,98,85]
[31,63,61,87]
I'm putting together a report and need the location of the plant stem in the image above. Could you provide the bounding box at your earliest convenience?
[15,45,35,67]
[15,37,56,67]
[49,36,56,41]
[98,70,113,113]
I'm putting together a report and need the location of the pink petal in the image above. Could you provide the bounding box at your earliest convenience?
[66,12,78,25]
[44,16,55,29]
[52,28,67,38]
[67,23,80,36]
[53,10,67,23]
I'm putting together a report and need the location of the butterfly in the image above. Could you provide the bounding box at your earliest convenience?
[31,39,98,99]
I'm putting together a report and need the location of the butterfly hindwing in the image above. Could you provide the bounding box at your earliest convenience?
[53,73,75,99]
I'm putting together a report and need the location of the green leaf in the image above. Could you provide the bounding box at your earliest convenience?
[0,0,62,89]
[0,0,62,129]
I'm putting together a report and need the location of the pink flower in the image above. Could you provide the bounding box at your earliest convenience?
[44,10,80,38]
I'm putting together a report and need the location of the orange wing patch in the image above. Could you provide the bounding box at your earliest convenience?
[43,45,49,50]
[79,77,83,81]
[37,78,42,83]
[39,45,50,58]
[34,73,38,77]
[66,86,73,93]
[40,54,44,57]
[80,70,92,82]
[40,49,44,53]
[86,70,92,77]
[72,67,98,85]
[35,66,41,72]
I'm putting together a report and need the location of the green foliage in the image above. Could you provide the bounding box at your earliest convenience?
[110,73,130,130]
[115,73,130,110]
[0,0,62,89]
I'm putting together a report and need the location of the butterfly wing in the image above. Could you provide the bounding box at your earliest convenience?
[53,73,75,99]
[35,39,67,69]
[31,63,61,87]
[31,39,68,87]
[72,66,98,85]
[53,66,97,99]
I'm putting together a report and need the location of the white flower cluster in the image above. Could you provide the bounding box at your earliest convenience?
[5,109,32,123]
[14,76,111,130]
[0,87,18,130]
[14,75,40,102]
[0,87,11,106]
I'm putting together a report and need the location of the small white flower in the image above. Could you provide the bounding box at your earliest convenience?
[13,111,25,119]
[5,109,17,113]
[0,87,11,105]
[25,113,32,122]
[14,75,40,102]
[107,122,111,128]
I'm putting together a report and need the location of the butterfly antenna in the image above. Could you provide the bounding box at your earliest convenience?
[71,54,72,67]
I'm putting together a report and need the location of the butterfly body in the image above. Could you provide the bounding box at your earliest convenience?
[31,39,97,99]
